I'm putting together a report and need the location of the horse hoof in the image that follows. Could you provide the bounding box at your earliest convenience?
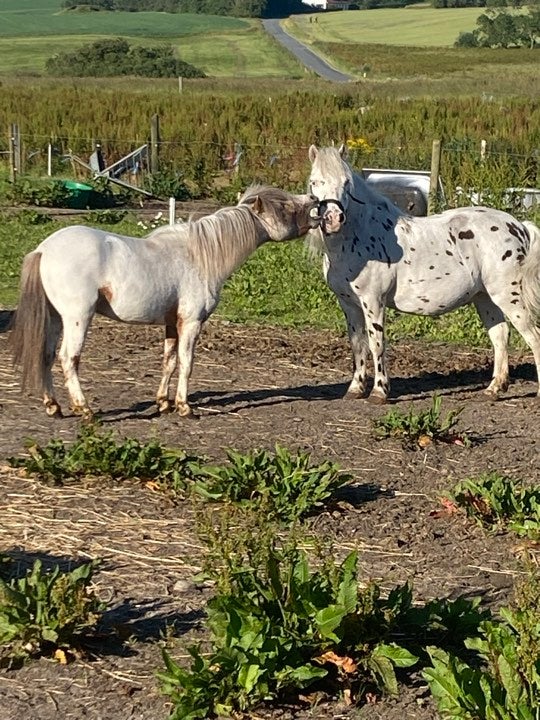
[367,393,388,405]
[45,403,63,418]
[345,388,367,400]
[175,403,197,418]
[157,400,173,414]
[72,405,94,420]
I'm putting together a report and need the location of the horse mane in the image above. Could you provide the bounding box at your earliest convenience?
[147,185,276,282]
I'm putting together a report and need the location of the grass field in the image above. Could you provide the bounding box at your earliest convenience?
[285,7,492,47]
[0,2,246,38]
[0,2,302,77]
[0,30,304,77]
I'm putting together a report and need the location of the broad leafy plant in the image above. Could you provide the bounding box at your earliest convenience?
[191,445,351,523]
[424,569,540,719]
[0,559,103,664]
[159,522,418,719]
[373,394,469,449]
[8,423,202,492]
[449,472,540,539]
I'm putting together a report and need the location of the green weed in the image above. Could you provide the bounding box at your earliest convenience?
[449,472,540,539]
[159,519,418,718]
[8,423,202,492]
[192,445,351,523]
[372,394,469,449]
[424,568,540,720]
[160,505,491,718]
[0,559,103,665]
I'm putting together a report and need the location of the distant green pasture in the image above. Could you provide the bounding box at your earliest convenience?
[0,6,246,38]
[0,28,303,77]
[0,1,301,77]
[285,8,490,47]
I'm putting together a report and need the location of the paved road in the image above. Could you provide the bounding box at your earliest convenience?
[262,18,354,83]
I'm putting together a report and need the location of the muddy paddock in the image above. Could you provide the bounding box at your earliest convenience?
[0,310,538,720]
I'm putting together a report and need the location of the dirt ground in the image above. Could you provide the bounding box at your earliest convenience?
[0,309,539,720]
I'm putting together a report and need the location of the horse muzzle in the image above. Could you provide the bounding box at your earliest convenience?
[318,199,347,235]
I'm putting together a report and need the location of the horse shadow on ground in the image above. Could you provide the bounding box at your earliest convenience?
[97,359,537,422]
[0,310,14,333]
[188,359,535,409]
[1,548,204,659]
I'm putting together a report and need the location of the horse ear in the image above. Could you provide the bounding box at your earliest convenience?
[248,195,264,215]
[308,144,318,163]
[338,143,348,158]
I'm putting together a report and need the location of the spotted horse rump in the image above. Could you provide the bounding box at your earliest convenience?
[307,144,540,402]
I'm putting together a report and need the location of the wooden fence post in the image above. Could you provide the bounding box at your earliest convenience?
[480,139,487,162]
[8,122,20,182]
[178,77,183,94]
[428,139,441,215]
[150,114,160,175]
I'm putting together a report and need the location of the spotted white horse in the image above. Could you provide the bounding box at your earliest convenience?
[308,144,540,402]
[10,186,320,418]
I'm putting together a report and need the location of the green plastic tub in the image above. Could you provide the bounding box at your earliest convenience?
[63,180,94,209]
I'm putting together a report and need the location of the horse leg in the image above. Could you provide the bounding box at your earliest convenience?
[339,299,368,398]
[43,311,63,417]
[364,301,390,403]
[473,294,510,397]
[156,325,178,414]
[174,317,202,417]
[497,300,540,398]
[58,311,93,417]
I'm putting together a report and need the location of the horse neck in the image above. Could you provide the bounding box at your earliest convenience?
[347,171,403,226]
[189,206,260,286]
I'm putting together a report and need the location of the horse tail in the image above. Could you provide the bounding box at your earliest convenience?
[520,221,540,326]
[9,251,53,393]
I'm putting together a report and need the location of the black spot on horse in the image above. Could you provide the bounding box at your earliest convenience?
[458,229,475,240]
[491,226,499,232]
[372,322,383,332]
[502,250,512,261]
[446,250,453,256]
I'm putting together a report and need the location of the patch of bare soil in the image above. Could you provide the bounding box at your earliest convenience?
[0,311,539,720]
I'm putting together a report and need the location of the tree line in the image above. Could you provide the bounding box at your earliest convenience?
[61,0,309,17]
[454,2,540,48]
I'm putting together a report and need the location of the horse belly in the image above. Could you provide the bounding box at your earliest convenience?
[391,272,477,316]
[99,290,174,325]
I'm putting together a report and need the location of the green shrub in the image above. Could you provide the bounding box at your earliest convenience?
[46,38,206,78]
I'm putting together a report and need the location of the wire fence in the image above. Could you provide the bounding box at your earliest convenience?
[1,131,539,213]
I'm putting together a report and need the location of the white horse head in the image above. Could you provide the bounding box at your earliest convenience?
[308,144,351,234]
